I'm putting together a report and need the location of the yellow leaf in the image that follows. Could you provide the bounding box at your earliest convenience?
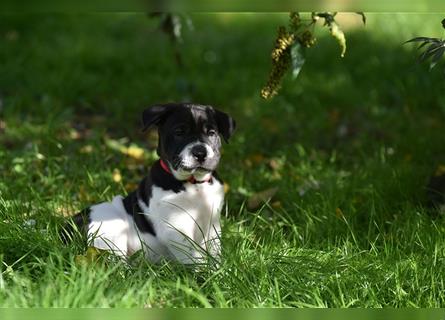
[112,168,122,183]
[126,145,144,160]
[435,165,445,177]
[223,182,230,194]
[74,255,88,267]
[80,145,93,154]
[75,247,107,267]
[335,207,344,219]
[69,128,81,140]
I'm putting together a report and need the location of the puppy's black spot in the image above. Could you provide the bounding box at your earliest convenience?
[426,173,445,209]
[138,176,152,207]
[123,191,156,236]
[212,171,223,184]
[151,160,185,193]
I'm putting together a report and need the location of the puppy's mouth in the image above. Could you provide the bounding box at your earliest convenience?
[171,157,216,173]
[178,165,212,173]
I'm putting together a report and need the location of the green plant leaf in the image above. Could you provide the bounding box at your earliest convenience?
[420,43,444,62]
[404,36,440,44]
[290,42,305,79]
[430,45,445,69]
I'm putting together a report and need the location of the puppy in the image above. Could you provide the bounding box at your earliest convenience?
[64,103,235,265]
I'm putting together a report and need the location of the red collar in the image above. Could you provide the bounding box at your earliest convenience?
[159,159,212,184]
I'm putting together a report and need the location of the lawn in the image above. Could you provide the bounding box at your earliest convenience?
[1,13,445,307]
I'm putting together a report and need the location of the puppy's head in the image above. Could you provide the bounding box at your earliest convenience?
[142,103,236,181]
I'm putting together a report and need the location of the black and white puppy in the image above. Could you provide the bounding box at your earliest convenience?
[65,103,235,264]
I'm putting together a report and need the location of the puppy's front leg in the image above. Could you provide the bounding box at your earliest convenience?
[205,222,221,261]
[163,229,205,265]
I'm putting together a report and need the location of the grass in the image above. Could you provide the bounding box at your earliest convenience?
[1,12,445,307]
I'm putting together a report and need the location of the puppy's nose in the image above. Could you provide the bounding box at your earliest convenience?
[191,145,207,162]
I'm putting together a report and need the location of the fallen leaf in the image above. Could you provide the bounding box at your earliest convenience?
[80,145,93,154]
[69,129,81,140]
[125,182,138,192]
[105,138,146,160]
[251,153,265,164]
[75,247,107,266]
[245,153,265,168]
[223,182,230,194]
[329,109,340,125]
[335,207,344,219]
[247,187,279,211]
[5,30,19,41]
[261,118,279,133]
[271,201,282,209]
[54,205,74,217]
[126,145,145,160]
[0,120,6,133]
[268,158,281,171]
[78,185,93,202]
[112,168,122,183]
[435,165,445,177]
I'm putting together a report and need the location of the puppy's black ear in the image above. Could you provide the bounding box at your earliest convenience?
[142,104,171,131]
[215,110,236,143]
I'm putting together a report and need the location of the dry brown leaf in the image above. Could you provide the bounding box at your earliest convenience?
[247,187,279,211]
[125,182,138,192]
[271,201,282,209]
[335,207,344,219]
[261,118,279,133]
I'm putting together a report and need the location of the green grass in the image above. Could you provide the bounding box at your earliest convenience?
[1,13,445,307]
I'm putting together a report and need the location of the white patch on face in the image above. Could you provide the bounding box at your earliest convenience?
[170,142,215,181]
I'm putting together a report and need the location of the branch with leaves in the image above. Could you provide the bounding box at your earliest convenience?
[405,18,445,70]
[148,12,366,99]
[261,12,366,100]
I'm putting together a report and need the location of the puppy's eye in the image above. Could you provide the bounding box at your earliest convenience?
[207,129,216,136]
[174,128,186,136]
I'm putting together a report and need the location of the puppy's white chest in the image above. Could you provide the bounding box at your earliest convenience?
[149,181,224,228]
